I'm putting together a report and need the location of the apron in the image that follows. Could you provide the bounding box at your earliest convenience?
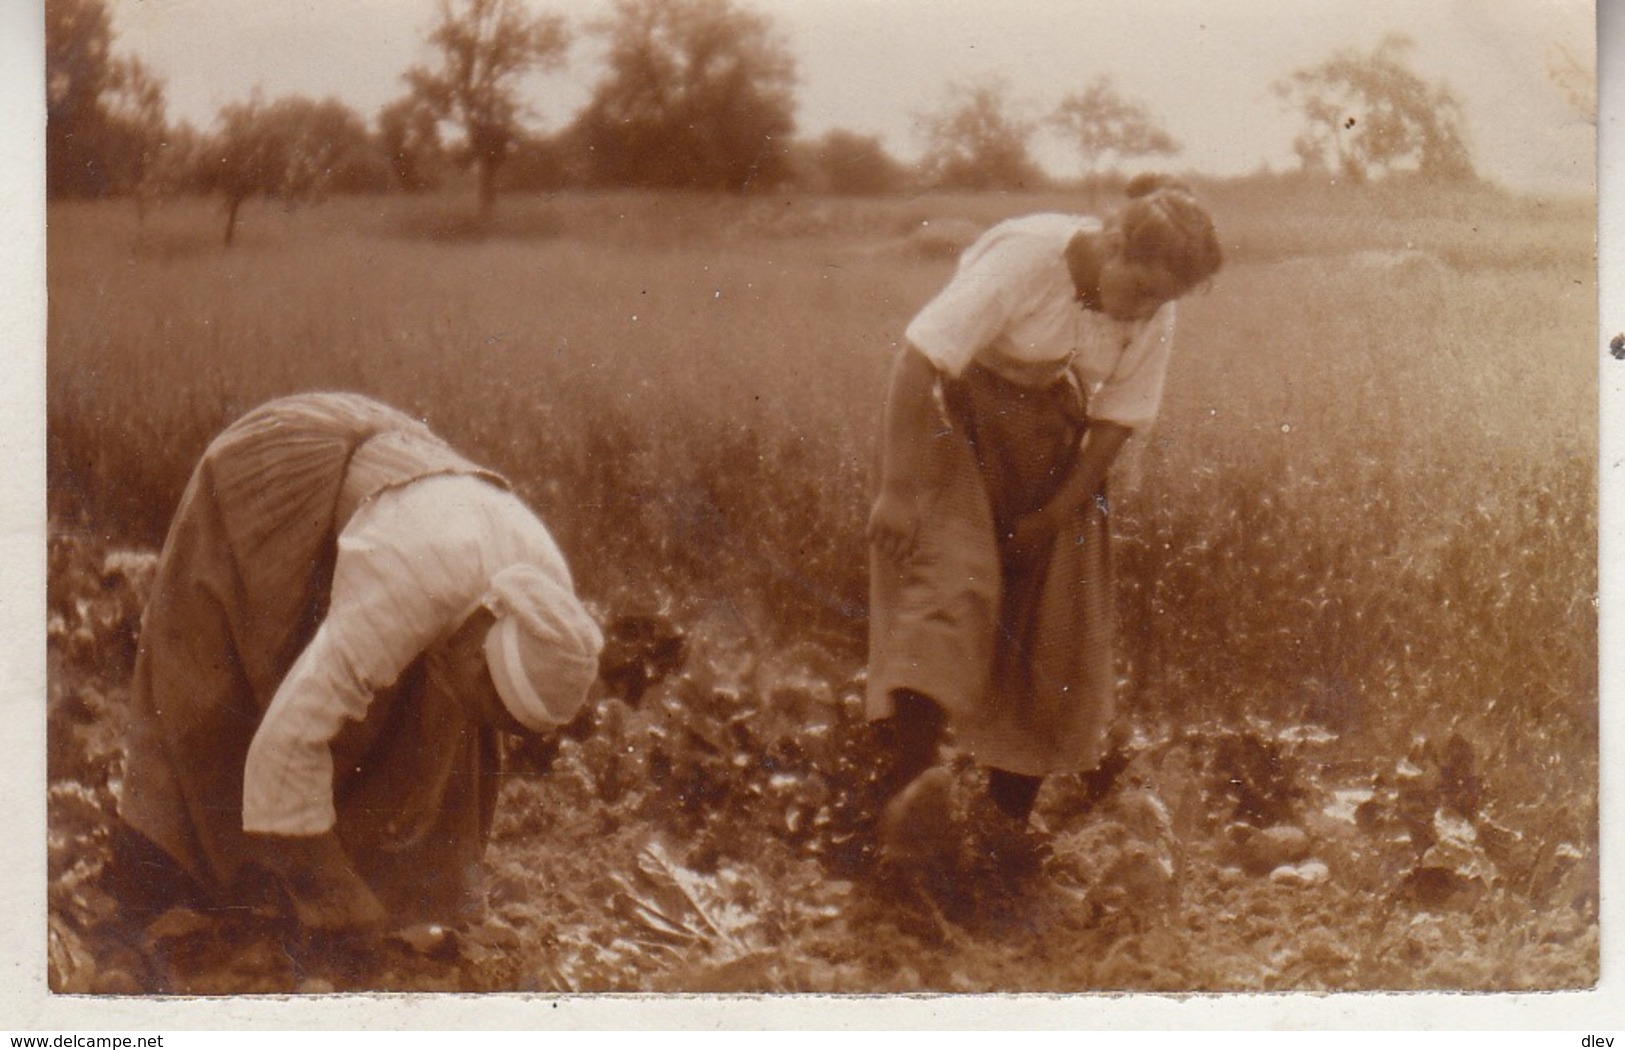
[868,362,1115,776]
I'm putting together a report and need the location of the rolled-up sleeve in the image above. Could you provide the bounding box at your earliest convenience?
[1087,303,1177,430]
[905,230,1052,377]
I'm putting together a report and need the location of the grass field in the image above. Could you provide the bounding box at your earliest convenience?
[45,179,1599,992]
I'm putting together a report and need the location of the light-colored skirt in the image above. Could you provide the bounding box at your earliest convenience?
[868,365,1115,777]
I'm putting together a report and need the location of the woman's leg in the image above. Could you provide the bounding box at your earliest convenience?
[985,768,1044,823]
[874,689,959,868]
[879,688,948,800]
[975,769,1049,880]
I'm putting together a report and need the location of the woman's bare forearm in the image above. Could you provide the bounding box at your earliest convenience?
[869,346,945,560]
[1052,420,1133,516]
[876,345,941,496]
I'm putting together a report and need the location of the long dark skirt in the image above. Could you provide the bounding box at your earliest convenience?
[868,364,1114,777]
[119,392,502,924]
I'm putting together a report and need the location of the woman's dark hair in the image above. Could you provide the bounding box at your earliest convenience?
[1115,175,1223,290]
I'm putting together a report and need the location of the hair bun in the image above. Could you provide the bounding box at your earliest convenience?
[1125,173,1193,199]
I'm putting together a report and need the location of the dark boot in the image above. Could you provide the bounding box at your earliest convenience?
[972,771,1050,883]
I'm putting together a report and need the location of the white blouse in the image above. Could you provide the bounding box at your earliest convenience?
[241,473,573,836]
[904,212,1177,430]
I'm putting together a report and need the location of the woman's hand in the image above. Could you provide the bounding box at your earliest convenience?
[868,487,921,562]
[1003,421,1133,561]
[249,830,387,934]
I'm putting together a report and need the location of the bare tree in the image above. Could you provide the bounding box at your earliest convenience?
[572,0,798,191]
[404,0,571,214]
[916,76,1043,191]
[1048,75,1179,192]
[1274,33,1475,184]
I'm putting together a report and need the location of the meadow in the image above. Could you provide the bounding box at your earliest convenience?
[45,178,1599,992]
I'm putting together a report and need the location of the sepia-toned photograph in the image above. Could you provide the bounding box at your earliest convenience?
[36,0,1599,1003]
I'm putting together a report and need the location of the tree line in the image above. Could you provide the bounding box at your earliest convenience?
[47,0,1480,242]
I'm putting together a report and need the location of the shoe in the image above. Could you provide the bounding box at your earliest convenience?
[969,797,1051,883]
[878,767,958,868]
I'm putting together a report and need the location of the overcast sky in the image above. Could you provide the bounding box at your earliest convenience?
[101,0,1595,192]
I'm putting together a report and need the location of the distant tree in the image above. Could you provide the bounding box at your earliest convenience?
[572,0,798,191]
[403,0,571,214]
[196,95,277,245]
[46,0,170,199]
[377,95,448,192]
[102,56,172,214]
[1546,42,1594,123]
[500,132,580,191]
[1048,75,1178,189]
[1274,34,1475,184]
[197,94,386,245]
[803,129,907,195]
[140,119,204,204]
[916,76,1043,191]
[274,98,389,195]
[46,0,116,196]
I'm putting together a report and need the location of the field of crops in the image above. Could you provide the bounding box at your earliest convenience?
[44,179,1599,994]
